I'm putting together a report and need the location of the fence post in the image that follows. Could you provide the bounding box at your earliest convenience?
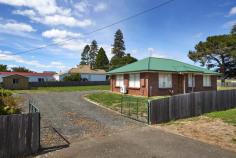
[147,100,151,125]
[38,112,41,150]
[136,98,139,119]
[121,95,123,114]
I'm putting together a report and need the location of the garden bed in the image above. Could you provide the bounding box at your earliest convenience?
[0,89,22,115]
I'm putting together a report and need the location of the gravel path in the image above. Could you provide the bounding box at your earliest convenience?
[22,91,144,144]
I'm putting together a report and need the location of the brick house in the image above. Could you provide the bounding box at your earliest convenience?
[108,57,220,97]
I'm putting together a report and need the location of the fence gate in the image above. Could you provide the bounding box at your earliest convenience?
[121,95,149,123]
[0,100,40,158]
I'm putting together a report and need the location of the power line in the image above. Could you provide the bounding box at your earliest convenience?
[12,0,175,56]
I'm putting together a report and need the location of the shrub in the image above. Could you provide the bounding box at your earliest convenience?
[63,73,81,81]
[0,89,12,97]
[0,89,20,115]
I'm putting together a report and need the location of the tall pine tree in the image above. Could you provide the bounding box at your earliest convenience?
[89,40,98,68]
[231,24,236,35]
[112,29,125,57]
[80,45,90,65]
[95,47,109,70]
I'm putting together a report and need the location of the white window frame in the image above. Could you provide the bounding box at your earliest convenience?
[203,75,211,87]
[188,74,195,87]
[129,73,140,88]
[115,75,124,87]
[158,73,172,88]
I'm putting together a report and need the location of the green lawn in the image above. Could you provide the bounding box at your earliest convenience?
[205,108,236,126]
[85,92,168,119]
[86,92,149,117]
[11,85,110,93]
[217,86,236,90]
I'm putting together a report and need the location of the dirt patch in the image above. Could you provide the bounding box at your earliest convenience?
[156,116,236,153]
[41,127,69,149]
[72,117,109,138]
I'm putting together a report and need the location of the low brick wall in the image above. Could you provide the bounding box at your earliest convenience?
[30,81,109,87]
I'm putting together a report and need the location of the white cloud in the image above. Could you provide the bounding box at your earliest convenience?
[193,32,203,38]
[223,20,236,28]
[147,48,167,58]
[42,29,88,52]
[0,50,69,70]
[53,38,88,52]
[94,2,107,12]
[2,0,92,28]
[75,1,90,13]
[229,6,236,16]
[42,29,82,39]
[13,9,36,17]
[0,0,70,16]
[0,22,36,32]
[42,15,92,27]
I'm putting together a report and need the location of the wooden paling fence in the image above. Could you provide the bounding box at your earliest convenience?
[149,90,236,124]
[0,113,40,158]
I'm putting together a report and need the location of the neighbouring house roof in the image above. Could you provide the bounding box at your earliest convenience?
[0,72,55,77]
[107,57,220,75]
[69,65,106,74]
[3,74,28,78]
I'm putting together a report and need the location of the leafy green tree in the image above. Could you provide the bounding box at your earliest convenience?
[112,29,125,57]
[11,66,32,72]
[89,40,98,68]
[80,45,90,65]
[110,53,137,70]
[0,64,8,71]
[121,53,137,64]
[188,30,236,79]
[231,24,236,35]
[63,74,81,81]
[95,47,109,70]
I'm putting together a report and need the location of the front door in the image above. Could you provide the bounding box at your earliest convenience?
[177,74,184,94]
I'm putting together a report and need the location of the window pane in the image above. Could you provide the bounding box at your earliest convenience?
[129,73,140,88]
[159,73,172,88]
[203,75,211,87]
[116,75,123,87]
[188,74,195,87]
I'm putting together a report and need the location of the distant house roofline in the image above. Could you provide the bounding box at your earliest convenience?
[69,65,106,74]
[0,72,55,77]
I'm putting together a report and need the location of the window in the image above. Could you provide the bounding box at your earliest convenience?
[116,75,124,87]
[203,75,211,87]
[188,74,195,87]
[38,78,45,83]
[129,73,140,88]
[159,73,172,88]
[13,78,19,84]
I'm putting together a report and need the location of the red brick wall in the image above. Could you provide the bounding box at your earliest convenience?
[110,72,217,96]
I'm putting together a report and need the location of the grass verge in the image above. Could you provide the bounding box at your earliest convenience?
[205,108,236,126]
[217,86,236,90]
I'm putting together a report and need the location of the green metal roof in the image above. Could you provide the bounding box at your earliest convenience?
[107,57,220,75]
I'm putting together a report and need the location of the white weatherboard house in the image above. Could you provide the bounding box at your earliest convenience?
[53,72,69,81]
[68,65,107,81]
[0,72,55,83]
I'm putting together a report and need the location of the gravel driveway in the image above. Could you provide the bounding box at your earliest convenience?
[22,91,143,144]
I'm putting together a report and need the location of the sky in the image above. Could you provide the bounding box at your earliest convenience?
[0,0,236,72]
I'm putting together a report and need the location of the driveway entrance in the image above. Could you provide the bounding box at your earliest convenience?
[23,91,143,143]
